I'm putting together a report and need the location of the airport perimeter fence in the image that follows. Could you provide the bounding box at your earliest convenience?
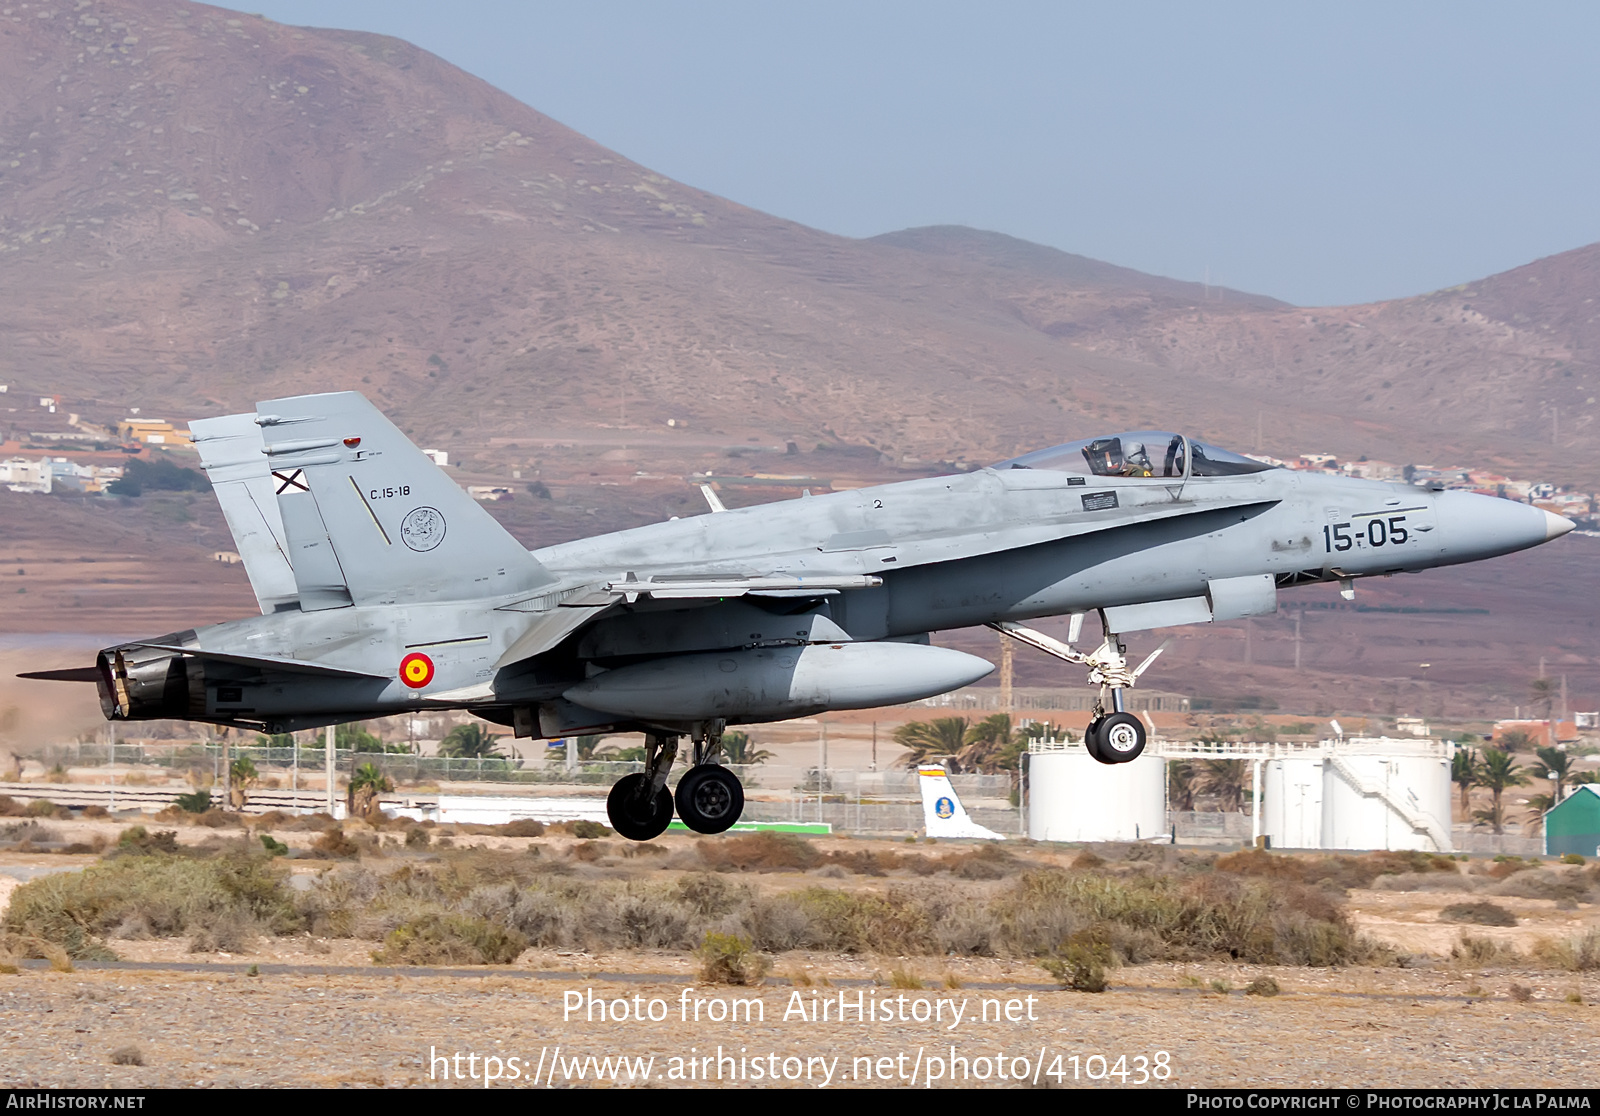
[35,742,1017,797]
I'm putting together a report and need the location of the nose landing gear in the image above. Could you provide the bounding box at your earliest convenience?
[988,615,1166,766]
[604,722,749,840]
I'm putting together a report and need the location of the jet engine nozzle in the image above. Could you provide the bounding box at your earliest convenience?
[96,637,200,721]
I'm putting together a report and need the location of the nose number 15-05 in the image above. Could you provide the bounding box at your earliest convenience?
[1324,513,1411,553]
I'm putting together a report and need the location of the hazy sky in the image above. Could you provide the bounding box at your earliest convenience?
[246,1,1600,308]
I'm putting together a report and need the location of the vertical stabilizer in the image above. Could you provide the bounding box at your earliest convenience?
[188,413,299,614]
[256,392,555,606]
[918,763,1005,840]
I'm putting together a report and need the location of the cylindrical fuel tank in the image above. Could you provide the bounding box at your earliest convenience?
[1027,744,1166,843]
[1262,757,1326,850]
[1320,750,1453,853]
[1260,739,1452,852]
[563,641,994,721]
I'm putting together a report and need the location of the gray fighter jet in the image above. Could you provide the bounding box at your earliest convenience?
[22,395,1574,839]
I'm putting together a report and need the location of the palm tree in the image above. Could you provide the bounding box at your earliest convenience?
[1473,747,1530,835]
[720,731,773,765]
[893,717,970,768]
[957,714,1023,773]
[439,722,504,758]
[1530,676,1556,722]
[1451,748,1479,818]
[1523,793,1555,837]
[228,756,258,810]
[1536,745,1575,804]
[347,761,393,817]
[1168,761,1198,812]
[1196,759,1248,813]
[1497,729,1537,753]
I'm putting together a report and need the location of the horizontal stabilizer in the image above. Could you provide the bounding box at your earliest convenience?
[16,666,101,683]
[130,643,387,680]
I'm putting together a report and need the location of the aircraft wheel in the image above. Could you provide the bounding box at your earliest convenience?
[1097,712,1147,763]
[1083,717,1112,764]
[675,764,745,834]
[606,774,674,841]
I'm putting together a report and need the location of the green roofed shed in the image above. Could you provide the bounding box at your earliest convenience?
[1545,785,1600,857]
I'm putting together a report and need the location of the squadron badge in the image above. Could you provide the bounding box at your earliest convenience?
[400,506,446,552]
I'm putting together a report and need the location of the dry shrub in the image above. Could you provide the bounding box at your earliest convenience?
[676,872,745,918]
[310,827,359,859]
[0,796,28,817]
[187,911,260,954]
[569,840,610,862]
[191,809,243,830]
[82,805,109,819]
[948,844,1016,880]
[254,811,292,828]
[887,966,924,989]
[110,1045,145,1066]
[820,848,891,876]
[1453,935,1520,965]
[1244,976,1281,997]
[994,868,1368,966]
[1042,941,1110,992]
[111,827,179,857]
[26,799,64,819]
[1533,928,1600,971]
[696,931,769,985]
[372,913,527,965]
[4,851,297,957]
[1072,850,1106,870]
[784,887,933,955]
[699,831,822,872]
[569,820,610,839]
[1373,872,1479,893]
[404,826,430,848]
[1441,901,1517,927]
[1487,870,1590,902]
[1474,857,1536,881]
[502,819,545,838]
[1508,982,1533,1002]
[2,821,59,846]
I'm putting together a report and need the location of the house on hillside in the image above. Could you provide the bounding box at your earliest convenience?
[1545,785,1600,857]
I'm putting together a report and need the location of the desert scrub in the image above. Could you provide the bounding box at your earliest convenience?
[372,913,527,965]
[1533,928,1600,971]
[696,931,769,985]
[1041,942,1111,992]
[4,852,297,958]
[1441,901,1517,927]
[993,869,1370,965]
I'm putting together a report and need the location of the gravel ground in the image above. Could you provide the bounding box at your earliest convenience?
[1,957,1596,1089]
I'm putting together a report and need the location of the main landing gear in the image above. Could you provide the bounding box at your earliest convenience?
[605,722,746,841]
[988,615,1168,766]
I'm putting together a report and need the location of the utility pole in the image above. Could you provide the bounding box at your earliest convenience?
[998,629,1014,713]
[870,722,877,772]
[324,723,336,817]
[107,722,115,814]
[222,727,231,811]
[1293,611,1303,672]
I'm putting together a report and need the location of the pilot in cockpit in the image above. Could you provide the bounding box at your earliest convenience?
[1082,436,1154,477]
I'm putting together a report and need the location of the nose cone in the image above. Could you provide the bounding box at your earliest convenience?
[1434,491,1574,565]
[1543,509,1577,541]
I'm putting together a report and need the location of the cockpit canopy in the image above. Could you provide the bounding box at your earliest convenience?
[993,431,1276,479]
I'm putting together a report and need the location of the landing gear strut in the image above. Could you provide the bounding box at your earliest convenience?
[675,721,745,835]
[606,731,678,841]
[989,614,1167,766]
[604,723,748,840]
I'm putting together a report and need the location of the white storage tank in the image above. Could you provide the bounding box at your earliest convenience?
[1028,742,1166,843]
[1262,757,1325,849]
[1260,738,1452,853]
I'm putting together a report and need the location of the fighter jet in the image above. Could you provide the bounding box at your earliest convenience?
[22,395,1574,840]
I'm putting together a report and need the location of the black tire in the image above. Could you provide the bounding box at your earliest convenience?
[674,764,745,834]
[606,773,674,841]
[1097,712,1147,763]
[1083,717,1110,764]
